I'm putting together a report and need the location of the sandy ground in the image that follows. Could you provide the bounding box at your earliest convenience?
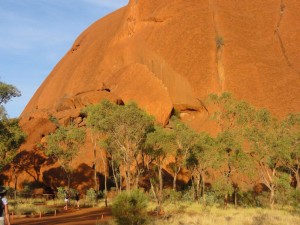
[12,207,112,225]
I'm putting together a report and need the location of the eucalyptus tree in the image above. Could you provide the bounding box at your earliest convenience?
[245,109,284,208]
[207,92,255,132]
[0,118,25,172]
[186,132,215,206]
[145,126,174,212]
[212,130,250,207]
[0,81,24,173]
[207,93,256,206]
[168,117,199,190]
[45,125,86,189]
[85,100,154,191]
[0,81,21,105]
[84,102,115,193]
[278,113,300,189]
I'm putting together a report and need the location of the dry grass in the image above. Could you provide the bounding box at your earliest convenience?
[150,203,300,225]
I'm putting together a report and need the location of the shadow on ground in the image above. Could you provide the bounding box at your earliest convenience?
[12,207,112,225]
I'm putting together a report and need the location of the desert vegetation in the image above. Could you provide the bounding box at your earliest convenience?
[1,81,300,224]
[82,94,300,207]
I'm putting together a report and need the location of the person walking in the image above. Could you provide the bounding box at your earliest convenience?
[75,191,80,209]
[0,186,10,225]
[63,190,70,210]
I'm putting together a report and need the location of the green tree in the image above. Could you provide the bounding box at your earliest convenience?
[85,100,154,191]
[84,101,121,205]
[207,93,255,207]
[145,126,174,212]
[0,81,21,105]
[0,81,24,172]
[207,92,255,131]
[168,117,199,190]
[245,109,283,209]
[277,114,300,189]
[44,125,86,189]
[0,118,25,172]
[213,130,250,207]
[186,132,215,206]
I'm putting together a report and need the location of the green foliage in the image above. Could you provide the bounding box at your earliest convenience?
[0,118,26,171]
[164,189,182,202]
[45,125,86,188]
[207,92,255,131]
[45,125,85,171]
[56,187,66,200]
[85,100,154,190]
[215,36,224,49]
[212,176,234,199]
[0,81,21,105]
[146,126,175,208]
[86,188,97,205]
[48,115,59,126]
[168,117,200,190]
[171,108,180,119]
[112,189,149,225]
[146,126,174,159]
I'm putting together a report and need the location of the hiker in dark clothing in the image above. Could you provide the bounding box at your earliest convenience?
[75,191,80,209]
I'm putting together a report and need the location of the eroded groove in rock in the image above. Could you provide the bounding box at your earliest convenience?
[275,0,300,76]
[209,0,225,92]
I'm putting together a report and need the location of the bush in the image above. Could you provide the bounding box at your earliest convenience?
[216,36,224,49]
[56,187,66,200]
[112,189,149,225]
[164,189,182,202]
[86,188,97,206]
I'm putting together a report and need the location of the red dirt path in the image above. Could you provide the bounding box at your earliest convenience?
[12,207,112,225]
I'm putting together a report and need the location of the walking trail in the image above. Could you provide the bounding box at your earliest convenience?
[12,207,112,225]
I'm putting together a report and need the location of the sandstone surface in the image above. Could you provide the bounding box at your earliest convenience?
[15,0,300,189]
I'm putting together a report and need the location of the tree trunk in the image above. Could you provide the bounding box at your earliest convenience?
[173,173,177,191]
[295,173,300,190]
[202,175,206,207]
[158,165,163,212]
[125,161,131,191]
[111,158,119,192]
[119,169,122,192]
[150,180,159,215]
[197,175,201,203]
[92,137,98,191]
[234,187,238,208]
[100,150,108,206]
[67,173,71,190]
[190,176,196,202]
[104,172,108,207]
[13,166,18,200]
[224,193,228,208]
[134,169,140,189]
[270,188,275,209]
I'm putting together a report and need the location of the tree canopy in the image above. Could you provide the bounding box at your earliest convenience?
[0,81,21,106]
[0,81,24,172]
[45,125,86,189]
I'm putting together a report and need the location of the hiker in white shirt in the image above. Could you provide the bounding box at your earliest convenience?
[0,186,10,225]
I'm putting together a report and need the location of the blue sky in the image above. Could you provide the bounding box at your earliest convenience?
[0,0,128,118]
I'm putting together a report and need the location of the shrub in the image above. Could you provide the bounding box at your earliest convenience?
[56,187,66,200]
[164,189,182,202]
[86,188,97,206]
[216,35,224,49]
[112,189,149,225]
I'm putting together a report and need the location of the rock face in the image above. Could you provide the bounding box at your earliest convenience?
[21,0,300,127]
[16,0,300,188]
